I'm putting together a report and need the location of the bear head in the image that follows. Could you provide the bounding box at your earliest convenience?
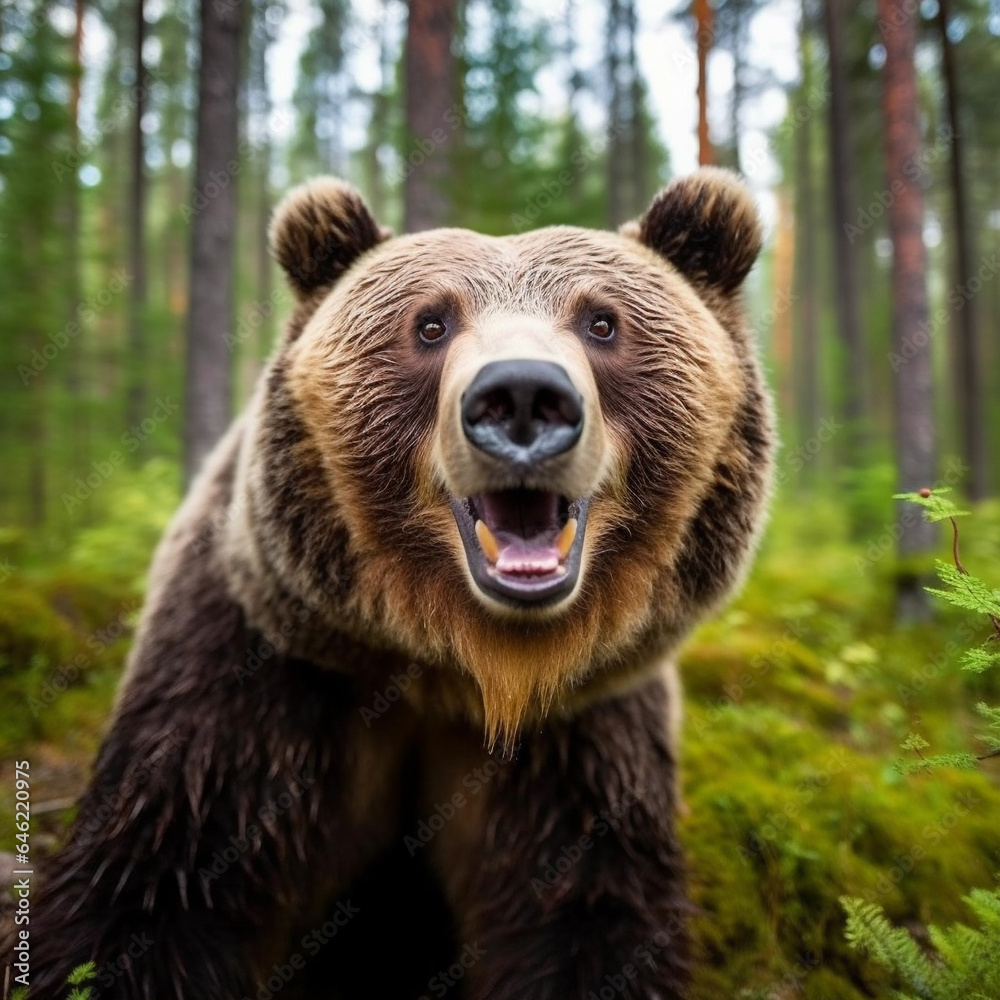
[228,170,773,742]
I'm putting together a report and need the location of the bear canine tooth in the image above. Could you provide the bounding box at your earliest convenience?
[475,519,500,563]
[556,518,578,559]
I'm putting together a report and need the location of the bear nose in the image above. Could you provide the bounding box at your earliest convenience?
[461,360,584,464]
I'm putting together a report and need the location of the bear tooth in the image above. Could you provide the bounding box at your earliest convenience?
[556,518,578,559]
[475,520,500,564]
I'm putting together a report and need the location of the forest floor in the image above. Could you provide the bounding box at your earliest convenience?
[1,485,999,999]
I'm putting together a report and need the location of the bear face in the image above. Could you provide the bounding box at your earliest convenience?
[234,170,773,741]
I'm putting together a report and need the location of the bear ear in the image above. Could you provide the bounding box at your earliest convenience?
[269,177,391,299]
[625,168,763,294]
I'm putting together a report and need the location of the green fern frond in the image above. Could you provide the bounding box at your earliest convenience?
[961,647,1000,673]
[925,561,1000,618]
[65,963,96,986]
[895,752,979,775]
[843,885,1000,1000]
[893,489,970,522]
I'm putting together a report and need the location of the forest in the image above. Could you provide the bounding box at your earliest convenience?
[2,0,1000,996]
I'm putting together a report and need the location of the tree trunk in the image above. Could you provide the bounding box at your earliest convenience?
[937,0,986,499]
[694,0,714,165]
[880,0,936,620]
[183,0,241,485]
[729,23,744,173]
[626,0,646,216]
[605,0,626,227]
[822,0,866,458]
[127,0,147,456]
[403,0,456,232]
[794,16,821,480]
[67,0,87,484]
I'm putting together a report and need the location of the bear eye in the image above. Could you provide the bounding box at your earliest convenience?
[587,313,616,341]
[418,315,448,345]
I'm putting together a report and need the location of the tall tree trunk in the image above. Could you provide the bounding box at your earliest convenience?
[183,0,241,484]
[403,0,456,232]
[822,0,867,461]
[794,12,821,478]
[937,0,986,499]
[127,0,147,454]
[367,0,392,219]
[67,0,87,485]
[694,0,714,165]
[605,0,626,227]
[729,24,744,173]
[880,0,936,620]
[626,0,646,216]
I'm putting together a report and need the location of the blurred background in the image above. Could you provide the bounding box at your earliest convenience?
[1,0,1000,997]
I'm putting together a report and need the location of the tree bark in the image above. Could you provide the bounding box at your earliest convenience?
[127,0,147,455]
[694,0,714,165]
[403,0,456,232]
[937,0,986,499]
[605,0,626,227]
[794,8,821,477]
[183,0,241,484]
[879,0,936,620]
[626,0,646,216]
[822,0,867,456]
[67,0,87,484]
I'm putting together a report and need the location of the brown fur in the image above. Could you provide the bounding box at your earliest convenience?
[15,169,774,999]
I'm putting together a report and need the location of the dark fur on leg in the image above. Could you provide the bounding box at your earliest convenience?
[25,537,391,999]
[431,679,690,1000]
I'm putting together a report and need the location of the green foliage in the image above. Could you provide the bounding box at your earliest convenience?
[65,458,179,588]
[842,887,1000,1000]
[892,489,971,523]
[65,961,97,1000]
[925,560,1000,619]
[676,495,1000,999]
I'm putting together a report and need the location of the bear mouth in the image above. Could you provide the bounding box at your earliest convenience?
[450,490,589,607]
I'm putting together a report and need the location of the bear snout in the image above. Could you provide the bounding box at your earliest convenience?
[461,359,584,468]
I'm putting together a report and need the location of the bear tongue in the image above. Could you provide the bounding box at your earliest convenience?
[493,534,562,577]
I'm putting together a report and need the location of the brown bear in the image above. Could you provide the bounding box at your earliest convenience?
[23,168,773,999]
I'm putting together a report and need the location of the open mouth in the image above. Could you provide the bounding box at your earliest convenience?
[450,489,589,607]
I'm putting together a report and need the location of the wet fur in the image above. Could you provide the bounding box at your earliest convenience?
[12,171,773,999]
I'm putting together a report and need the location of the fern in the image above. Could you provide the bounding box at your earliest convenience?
[894,490,1000,771]
[925,560,1000,618]
[64,963,96,1000]
[842,887,1000,999]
